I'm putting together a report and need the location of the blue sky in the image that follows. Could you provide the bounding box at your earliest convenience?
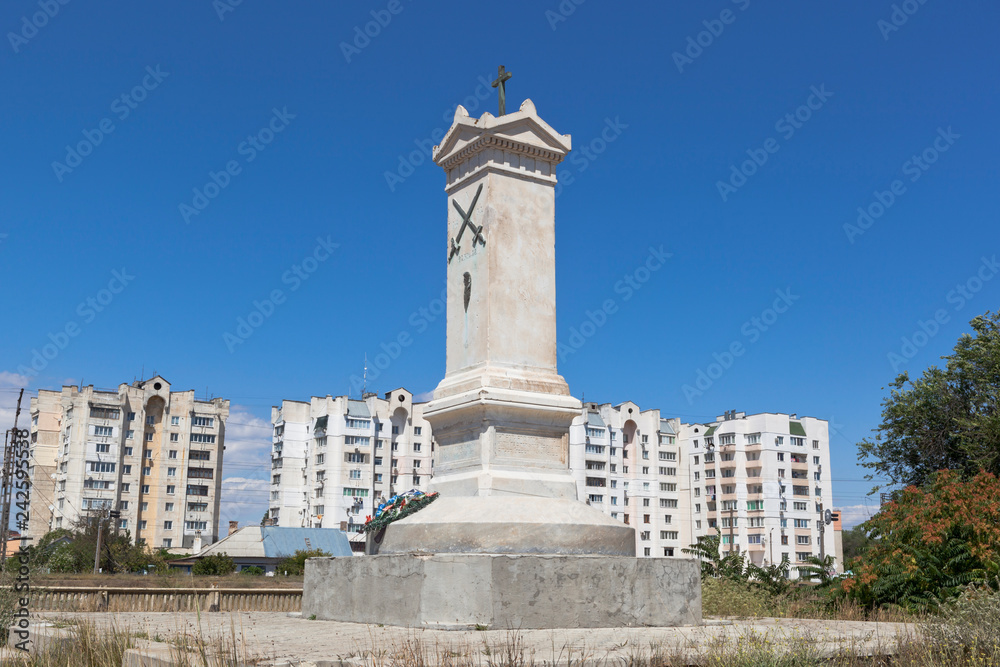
[2,0,997,530]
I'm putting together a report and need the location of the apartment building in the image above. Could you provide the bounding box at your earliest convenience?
[269,389,433,537]
[27,377,229,553]
[569,402,691,559]
[682,411,836,578]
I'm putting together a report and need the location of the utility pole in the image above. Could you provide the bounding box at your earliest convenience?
[728,506,735,555]
[769,527,774,565]
[93,515,104,574]
[819,502,826,561]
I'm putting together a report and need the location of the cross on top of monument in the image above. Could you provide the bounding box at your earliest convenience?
[491,65,512,116]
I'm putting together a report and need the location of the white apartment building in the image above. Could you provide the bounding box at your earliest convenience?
[269,389,434,539]
[569,402,691,559]
[27,377,229,553]
[682,411,836,579]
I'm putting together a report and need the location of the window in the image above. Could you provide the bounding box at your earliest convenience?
[345,436,370,446]
[96,443,110,453]
[84,480,112,489]
[414,426,422,435]
[141,502,148,511]
[171,416,180,425]
[128,412,136,421]
[660,530,679,540]
[794,501,808,511]
[813,440,820,449]
[190,433,215,444]
[413,460,421,468]
[349,470,362,479]
[746,433,761,444]
[747,500,764,510]
[375,473,382,482]
[121,484,130,494]
[91,407,121,420]
[140,521,147,530]
[642,466,650,475]
[747,517,764,527]
[170,433,178,442]
[412,475,421,485]
[119,520,128,529]
[664,547,675,557]
[123,465,132,475]
[346,418,371,429]
[342,488,369,497]
[190,450,210,461]
[663,515,673,524]
[796,535,811,545]
[660,483,677,492]
[814,472,821,481]
[793,486,809,496]
[188,468,213,479]
[186,521,208,531]
[660,499,678,508]
[94,425,113,437]
[166,485,175,495]
[413,442,422,452]
[164,521,173,530]
[659,451,677,461]
[145,432,153,442]
[126,430,134,440]
[391,425,399,435]
[188,502,208,512]
[778,468,785,478]
[192,416,213,427]
[642,451,649,460]
[791,437,805,447]
[346,453,365,464]
[146,415,155,425]
[585,444,605,454]
[643,514,651,524]
[87,461,116,473]
[797,552,811,562]
[747,534,762,544]
[187,485,208,496]
[782,535,789,545]
[815,487,822,496]
[165,502,174,511]
[662,467,676,476]
[777,452,785,461]
[719,434,735,446]
[775,436,784,445]
[142,466,151,475]
[374,457,382,466]
[316,453,325,465]
[588,494,604,503]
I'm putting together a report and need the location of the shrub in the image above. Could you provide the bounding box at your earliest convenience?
[275,549,330,576]
[240,566,264,576]
[48,542,81,573]
[192,552,236,576]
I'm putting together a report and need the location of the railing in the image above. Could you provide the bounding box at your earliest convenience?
[18,587,303,613]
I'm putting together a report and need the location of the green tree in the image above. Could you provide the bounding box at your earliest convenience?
[192,552,236,576]
[275,549,330,576]
[841,524,871,563]
[843,470,1000,610]
[796,554,837,587]
[858,311,1000,491]
[240,566,264,576]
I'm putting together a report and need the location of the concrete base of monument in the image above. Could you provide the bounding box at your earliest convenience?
[376,496,636,556]
[302,554,701,629]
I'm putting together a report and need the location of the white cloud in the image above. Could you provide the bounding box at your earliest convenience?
[0,372,30,389]
[218,405,273,529]
[836,503,879,529]
[413,391,434,402]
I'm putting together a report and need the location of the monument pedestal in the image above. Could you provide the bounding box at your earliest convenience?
[303,554,701,629]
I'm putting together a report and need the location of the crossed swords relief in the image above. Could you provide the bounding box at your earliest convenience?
[449,184,486,263]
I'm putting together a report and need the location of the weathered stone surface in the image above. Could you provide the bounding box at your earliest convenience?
[379,496,635,556]
[303,554,701,629]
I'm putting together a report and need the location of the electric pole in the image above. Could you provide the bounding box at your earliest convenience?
[728,506,735,555]
[819,502,826,561]
[93,514,104,574]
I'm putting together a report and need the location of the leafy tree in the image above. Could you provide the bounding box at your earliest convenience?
[240,566,264,576]
[859,312,1000,491]
[193,552,236,576]
[275,549,330,576]
[841,524,871,563]
[796,554,837,587]
[47,543,80,573]
[745,560,791,596]
[843,470,1000,610]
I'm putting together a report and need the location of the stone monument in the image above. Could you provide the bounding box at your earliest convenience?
[303,70,701,628]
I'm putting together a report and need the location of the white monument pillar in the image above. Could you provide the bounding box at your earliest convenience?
[379,100,633,555]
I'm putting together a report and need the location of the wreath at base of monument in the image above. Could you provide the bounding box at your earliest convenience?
[363,489,439,534]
